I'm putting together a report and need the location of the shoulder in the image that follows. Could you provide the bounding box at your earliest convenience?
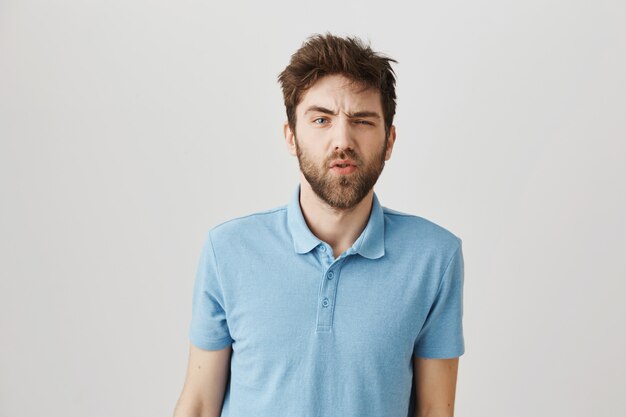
[206,204,288,244]
[382,206,462,256]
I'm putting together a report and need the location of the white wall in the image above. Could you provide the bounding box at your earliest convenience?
[1,1,625,416]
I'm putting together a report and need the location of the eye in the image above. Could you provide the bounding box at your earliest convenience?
[313,117,328,125]
[354,120,373,125]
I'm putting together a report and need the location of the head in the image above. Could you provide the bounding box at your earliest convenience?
[278,33,397,140]
[278,33,398,210]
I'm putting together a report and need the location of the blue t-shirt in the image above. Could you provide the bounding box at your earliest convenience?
[189,183,465,417]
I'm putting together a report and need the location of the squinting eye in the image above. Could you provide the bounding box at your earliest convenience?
[355,120,372,125]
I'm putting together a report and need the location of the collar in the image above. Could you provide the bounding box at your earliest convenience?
[286,183,385,259]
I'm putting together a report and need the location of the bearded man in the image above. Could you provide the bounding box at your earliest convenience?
[174,33,465,417]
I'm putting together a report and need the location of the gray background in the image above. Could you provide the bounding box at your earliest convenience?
[1,0,625,416]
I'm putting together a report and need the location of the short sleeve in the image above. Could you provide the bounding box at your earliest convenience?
[413,241,465,358]
[188,230,234,350]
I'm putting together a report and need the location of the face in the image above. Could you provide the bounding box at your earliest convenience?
[284,74,396,210]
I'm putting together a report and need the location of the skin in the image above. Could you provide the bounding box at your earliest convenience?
[413,356,460,417]
[174,73,459,417]
[173,344,231,417]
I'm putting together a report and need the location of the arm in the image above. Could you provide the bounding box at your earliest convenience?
[413,356,459,417]
[173,343,232,417]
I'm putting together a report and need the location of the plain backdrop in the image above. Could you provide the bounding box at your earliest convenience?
[1,1,625,416]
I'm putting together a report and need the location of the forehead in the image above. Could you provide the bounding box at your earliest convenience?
[297,74,382,113]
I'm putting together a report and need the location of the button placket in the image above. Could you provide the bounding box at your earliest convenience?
[316,257,344,332]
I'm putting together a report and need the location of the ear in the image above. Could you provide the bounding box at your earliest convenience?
[284,121,297,156]
[384,125,397,161]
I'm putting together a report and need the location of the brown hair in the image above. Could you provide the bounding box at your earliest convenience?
[277,33,398,139]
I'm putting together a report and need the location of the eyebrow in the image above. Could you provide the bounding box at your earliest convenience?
[304,105,381,119]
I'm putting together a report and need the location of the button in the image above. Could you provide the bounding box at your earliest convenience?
[322,298,330,307]
[327,270,334,280]
[320,245,326,252]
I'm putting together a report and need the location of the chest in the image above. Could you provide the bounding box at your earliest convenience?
[221,252,431,356]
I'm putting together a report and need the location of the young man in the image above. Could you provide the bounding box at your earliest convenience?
[174,33,465,417]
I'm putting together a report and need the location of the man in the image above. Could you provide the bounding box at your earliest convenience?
[174,33,464,417]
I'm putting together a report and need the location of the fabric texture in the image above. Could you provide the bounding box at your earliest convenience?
[189,183,465,417]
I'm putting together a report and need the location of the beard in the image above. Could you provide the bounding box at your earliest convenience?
[294,135,388,210]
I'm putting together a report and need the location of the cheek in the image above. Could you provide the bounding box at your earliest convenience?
[303,146,326,163]
[296,133,325,155]
[365,140,388,162]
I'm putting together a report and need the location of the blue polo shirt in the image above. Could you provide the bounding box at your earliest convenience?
[189,184,465,417]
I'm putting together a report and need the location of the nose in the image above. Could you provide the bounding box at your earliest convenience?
[331,117,355,151]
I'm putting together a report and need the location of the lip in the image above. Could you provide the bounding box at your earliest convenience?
[329,159,357,175]
[329,159,357,168]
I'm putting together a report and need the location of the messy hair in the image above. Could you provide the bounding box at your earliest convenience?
[278,33,398,138]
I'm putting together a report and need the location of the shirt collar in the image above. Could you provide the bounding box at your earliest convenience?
[286,183,385,259]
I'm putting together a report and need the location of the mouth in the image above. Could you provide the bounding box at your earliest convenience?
[329,159,357,169]
[329,161,357,175]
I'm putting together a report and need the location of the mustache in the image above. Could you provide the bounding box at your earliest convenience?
[326,149,361,165]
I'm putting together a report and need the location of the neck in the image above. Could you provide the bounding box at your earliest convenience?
[298,175,374,258]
